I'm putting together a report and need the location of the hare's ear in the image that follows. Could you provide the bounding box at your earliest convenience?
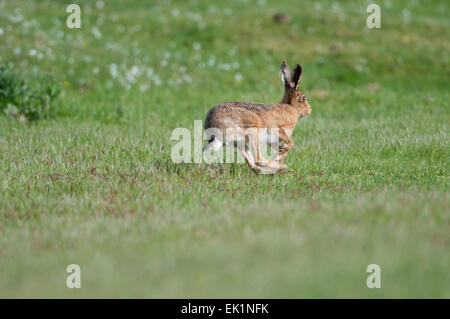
[292,64,302,90]
[280,61,292,90]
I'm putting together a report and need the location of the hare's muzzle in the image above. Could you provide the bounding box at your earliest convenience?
[302,101,312,118]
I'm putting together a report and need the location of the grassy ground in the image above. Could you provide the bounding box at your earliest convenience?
[0,0,449,298]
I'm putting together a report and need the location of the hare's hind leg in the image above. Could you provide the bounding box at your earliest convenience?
[236,141,259,172]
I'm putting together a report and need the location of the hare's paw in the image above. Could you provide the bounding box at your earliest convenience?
[274,162,288,173]
[258,165,280,175]
[253,162,283,174]
[271,161,287,171]
[251,165,263,174]
[257,159,284,168]
[256,158,274,167]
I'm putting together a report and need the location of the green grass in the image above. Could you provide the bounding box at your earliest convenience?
[0,0,449,298]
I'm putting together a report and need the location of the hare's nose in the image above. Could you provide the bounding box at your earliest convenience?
[301,96,307,102]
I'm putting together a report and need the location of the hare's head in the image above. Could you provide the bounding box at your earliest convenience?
[281,61,312,118]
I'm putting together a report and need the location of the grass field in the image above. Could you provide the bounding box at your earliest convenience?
[0,0,449,298]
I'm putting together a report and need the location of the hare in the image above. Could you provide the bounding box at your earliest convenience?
[203,61,311,174]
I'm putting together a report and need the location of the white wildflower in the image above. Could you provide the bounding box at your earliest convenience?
[402,9,411,23]
[171,9,180,17]
[153,76,162,86]
[207,57,215,67]
[109,63,119,78]
[219,63,231,71]
[130,65,140,76]
[91,27,102,39]
[193,42,201,51]
[183,75,193,83]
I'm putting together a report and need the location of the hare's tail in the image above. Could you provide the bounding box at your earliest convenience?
[202,135,223,153]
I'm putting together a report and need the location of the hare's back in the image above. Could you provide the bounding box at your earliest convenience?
[204,101,273,130]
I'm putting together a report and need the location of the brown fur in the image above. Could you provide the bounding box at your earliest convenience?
[203,61,312,174]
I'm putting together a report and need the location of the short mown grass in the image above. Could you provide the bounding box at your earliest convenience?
[0,0,448,297]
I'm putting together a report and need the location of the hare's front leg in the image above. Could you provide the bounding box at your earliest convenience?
[272,128,294,166]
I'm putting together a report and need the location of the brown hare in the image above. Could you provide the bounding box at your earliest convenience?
[203,61,311,174]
